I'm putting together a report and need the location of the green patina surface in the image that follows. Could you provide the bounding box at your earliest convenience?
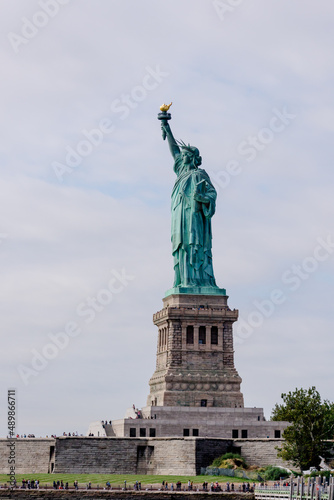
[158,110,224,297]
[165,286,226,298]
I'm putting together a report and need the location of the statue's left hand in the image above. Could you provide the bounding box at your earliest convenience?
[193,192,209,204]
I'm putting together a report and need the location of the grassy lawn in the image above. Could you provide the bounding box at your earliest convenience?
[0,473,252,488]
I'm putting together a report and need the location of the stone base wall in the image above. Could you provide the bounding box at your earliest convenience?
[142,438,197,476]
[0,438,55,474]
[55,437,138,474]
[0,437,290,474]
[54,437,198,475]
[233,439,287,467]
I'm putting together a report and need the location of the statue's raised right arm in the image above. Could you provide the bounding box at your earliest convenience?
[161,121,180,159]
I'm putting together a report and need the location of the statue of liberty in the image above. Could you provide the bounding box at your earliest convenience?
[158,104,219,291]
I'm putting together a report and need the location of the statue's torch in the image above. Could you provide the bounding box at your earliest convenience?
[158,102,172,140]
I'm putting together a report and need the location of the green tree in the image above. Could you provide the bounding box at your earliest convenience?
[271,387,334,472]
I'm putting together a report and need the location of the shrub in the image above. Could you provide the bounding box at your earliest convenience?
[263,466,289,481]
[212,457,222,467]
[210,453,247,469]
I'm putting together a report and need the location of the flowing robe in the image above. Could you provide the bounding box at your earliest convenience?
[171,153,217,288]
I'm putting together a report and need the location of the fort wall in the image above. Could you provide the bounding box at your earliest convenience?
[0,437,288,475]
[0,438,55,474]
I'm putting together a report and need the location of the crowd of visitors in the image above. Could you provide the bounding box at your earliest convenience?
[53,480,69,490]
[155,480,254,492]
[10,432,83,438]
[1,478,258,492]
[17,479,40,489]
[13,434,36,438]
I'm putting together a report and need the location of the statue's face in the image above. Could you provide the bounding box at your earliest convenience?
[181,149,192,165]
[181,147,201,169]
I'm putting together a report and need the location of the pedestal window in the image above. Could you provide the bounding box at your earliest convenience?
[211,326,218,345]
[186,325,194,344]
[199,326,206,344]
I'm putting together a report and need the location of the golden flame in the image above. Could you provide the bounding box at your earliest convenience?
[160,102,172,112]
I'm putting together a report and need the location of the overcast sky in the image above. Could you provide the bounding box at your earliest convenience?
[0,0,333,437]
